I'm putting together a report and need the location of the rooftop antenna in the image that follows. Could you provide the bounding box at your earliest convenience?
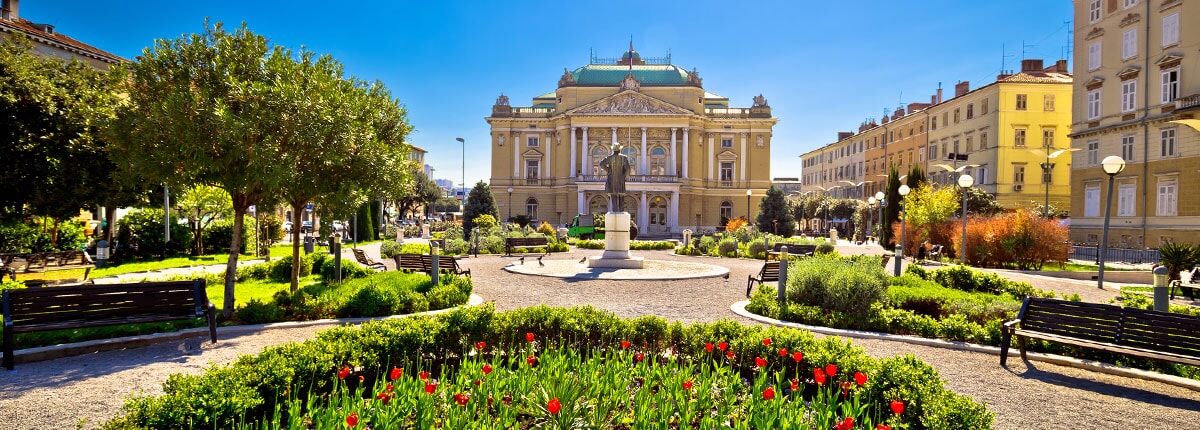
[1000,44,1016,75]
[1064,20,1073,61]
[1022,39,1035,61]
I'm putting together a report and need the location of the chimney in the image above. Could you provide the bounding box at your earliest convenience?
[936,87,943,104]
[955,81,970,98]
[1046,59,1068,73]
[837,132,853,141]
[1,0,17,21]
[931,95,937,104]
[894,106,906,117]
[1021,59,1044,73]
[908,102,930,112]
[881,115,890,124]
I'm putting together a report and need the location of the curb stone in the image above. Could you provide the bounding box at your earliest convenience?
[730,300,1200,393]
[8,294,484,368]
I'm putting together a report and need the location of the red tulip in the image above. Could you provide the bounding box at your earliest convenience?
[841,380,852,394]
[792,351,803,363]
[483,364,493,375]
[385,383,393,392]
[454,392,469,406]
[891,399,905,415]
[526,332,535,342]
[825,363,838,377]
[358,375,364,383]
[778,348,788,357]
[527,355,538,366]
[762,386,775,400]
[621,340,631,349]
[634,352,644,362]
[877,425,892,430]
[390,367,402,381]
[376,391,392,405]
[476,341,487,350]
[762,338,771,346]
[813,368,827,385]
[718,341,728,351]
[726,350,735,359]
[683,380,693,390]
[346,412,358,427]
[338,366,350,380]
[424,382,437,394]
[474,379,482,386]
[754,356,766,368]
[854,371,867,386]
[419,371,430,380]
[835,417,854,430]
[705,342,714,352]
[789,378,799,391]
[548,397,562,414]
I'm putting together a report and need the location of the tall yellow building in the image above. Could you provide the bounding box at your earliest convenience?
[486,46,777,235]
[802,59,1073,214]
[1069,0,1200,247]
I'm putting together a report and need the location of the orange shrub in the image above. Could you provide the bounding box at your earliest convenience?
[725,217,748,232]
[949,209,1068,269]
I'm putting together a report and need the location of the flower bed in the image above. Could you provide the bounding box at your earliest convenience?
[101,305,992,429]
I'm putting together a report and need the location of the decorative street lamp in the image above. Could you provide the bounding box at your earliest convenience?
[456,137,466,211]
[1029,146,1080,218]
[874,191,885,245]
[957,174,974,265]
[746,189,753,221]
[867,196,876,243]
[894,185,911,276]
[1098,156,1126,289]
[507,187,514,222]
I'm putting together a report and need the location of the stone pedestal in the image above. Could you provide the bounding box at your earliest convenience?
[588,212,645,269]
[421,224,431,239]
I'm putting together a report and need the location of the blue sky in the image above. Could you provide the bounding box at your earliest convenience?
[30,0,1074,189]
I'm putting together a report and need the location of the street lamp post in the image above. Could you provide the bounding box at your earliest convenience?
[507,187,513,222]
[867,196,876,243]
[957,174,974,265]
[456,138,465,211]
[1040,161,1054,218]
[746,189,753,221]
[1098,156,1127,290]
[894,185,910,276]
[874,191,884,245]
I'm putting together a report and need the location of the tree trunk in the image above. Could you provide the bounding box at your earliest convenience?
[224,200,249,319]
[104,206,117,244]
[290,203,304,292]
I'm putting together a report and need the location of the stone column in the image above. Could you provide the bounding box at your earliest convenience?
[569,127,577,178]
[513,131,521,180]
[707,134,715,181]
[740,132,748,182]
[640,127,648,174]
[639,191,649,232]
[682,127,689,179]
[545,131,552,180]
[577,190,586,216]
[611,126,618,149]
[670,128,678,176]
[581,127,590,175]
[669,190,680,233]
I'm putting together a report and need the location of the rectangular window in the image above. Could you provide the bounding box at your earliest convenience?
[1161,68,1179,104]
[1089,0,1101,22]
[1118,183,1136,217]
[1087,140,1100,166]
[966,104,974,119]
[1088,42,1102,70]
[919,146,926,163]
[1043,129,1055,148]
[1163,13,1180,46]
[1124,0,1137,8]
[930,143,938,160]
[943,113,948,126]
[1121,80,1137,112]
[932,116,937,130]
[1122,29,1137,60]
[525,160,540,179]
[953,108,960,123]
[966,136,974,152]
[941,139,949,158]
[1157,178,1178,216]
[977,165,989,185]
[980,132,988,150]
[1016,94,1028,110]
[1122,135,1136,161]
[1014,128,1026,148]
[721,138,733,148]
[981,98,989,114]
[1087,90,1101,119]
[527,136,539,147]
[1085,184,1101,217]
[1161,128,1176,157]
[1014,165,1026,184]
[1044,94,1055,112]
[719,162,734,182]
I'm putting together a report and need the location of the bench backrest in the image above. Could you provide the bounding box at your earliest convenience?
[507,237,548,246]
[758,261,780,280]
[393,254,462,272]
[771,243,815,254]
[3,280,207,330]
[1020,297,1200,355]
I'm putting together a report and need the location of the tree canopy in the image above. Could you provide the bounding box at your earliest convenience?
[755,186,795,237]
[462,181,498,239]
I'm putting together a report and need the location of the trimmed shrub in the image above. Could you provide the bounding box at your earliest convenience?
[379,240,403,259]
[235,299,285,324]
[717,238,739,257]
[747,238,767,259]
[786,255,888,323]
[815,242,836,255]
[268,254,313,282]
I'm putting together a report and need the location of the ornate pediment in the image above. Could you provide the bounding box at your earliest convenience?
[619,73,641,91]
[1119,12,1141,27]
[716,149,739,161]
[1117,66,1142,80]
[1086,27,1105,40]
[1085,76,1106,90]
[567,90,693,116]
[521,148,544,158]
[1157,53,1183,68]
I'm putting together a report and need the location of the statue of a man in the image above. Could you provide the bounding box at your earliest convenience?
[599,144,632,212]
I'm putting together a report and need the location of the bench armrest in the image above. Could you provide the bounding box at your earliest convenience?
[1003,319,1021,330]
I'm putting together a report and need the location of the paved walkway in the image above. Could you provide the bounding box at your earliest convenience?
[1,244,1198,429]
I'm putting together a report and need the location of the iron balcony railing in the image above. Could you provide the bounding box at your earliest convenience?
[574,174,679,183]
[1070,245,1160,265]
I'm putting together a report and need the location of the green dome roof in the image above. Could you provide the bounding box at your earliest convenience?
[571,64,689,85]
[620,49,641,62]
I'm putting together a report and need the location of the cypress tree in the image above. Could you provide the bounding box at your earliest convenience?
[462,181,499,239]
[883,165,902,248]
[755,186,796,237]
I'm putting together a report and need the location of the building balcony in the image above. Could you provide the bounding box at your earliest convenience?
[704,106,772,118]
[574,174,679,183]
[1176,94,1200,112]
[491,106,556,118]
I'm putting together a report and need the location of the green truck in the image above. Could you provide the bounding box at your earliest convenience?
[567,214,604,240]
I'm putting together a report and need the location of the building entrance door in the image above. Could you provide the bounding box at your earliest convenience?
[649,195,669,234]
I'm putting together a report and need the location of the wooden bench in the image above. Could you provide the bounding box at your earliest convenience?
[393,254,471,277]
[351,248,387,271]
[766,243,816,260]
[1,250,95,280]
[504,237,549,256]
[999,297,1200,368]
[746,260,780,297]
[880,254,891,268]
[3,279,217,369]
[926,244,943,260]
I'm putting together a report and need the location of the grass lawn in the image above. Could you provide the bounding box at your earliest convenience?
[205,275,322,311]
[12,244,333,282]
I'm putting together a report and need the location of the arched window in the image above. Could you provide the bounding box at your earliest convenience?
[526,197,538,220]
[621,146,638,174]
[720,201,733,221]
[591,146,607,176]
[650,147,667,175]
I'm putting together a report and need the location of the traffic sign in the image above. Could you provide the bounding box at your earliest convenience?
[306,203,314,211]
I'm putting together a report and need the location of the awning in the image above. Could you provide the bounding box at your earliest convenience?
[830,218,849,223]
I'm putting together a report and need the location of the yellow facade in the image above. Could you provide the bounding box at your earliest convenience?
[486,47,777,235]
[803,61,1073,214]
[1069,0,1200,248]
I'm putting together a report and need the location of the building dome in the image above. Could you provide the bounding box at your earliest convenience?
[620,49,641,63]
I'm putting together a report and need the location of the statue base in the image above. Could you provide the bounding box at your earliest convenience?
[587,212,644,269]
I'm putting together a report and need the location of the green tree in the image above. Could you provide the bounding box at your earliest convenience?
[0,35,122,233]
[883,165,902,247]
[395,170,442,218]
[175,185,232,256]
[755,186,795,236]
[907,164,927,190]
[110,22,286,317]
[462,181,498,239]
[354,202,375,242]
[962,187,1003,216]
[432,196,461,214]
[903,185,960,248]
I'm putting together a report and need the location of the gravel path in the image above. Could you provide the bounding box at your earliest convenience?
[1,244,1198,429]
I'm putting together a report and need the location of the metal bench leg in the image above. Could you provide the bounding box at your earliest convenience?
[1000,328,1012,366]
[3,324,13,370]
[1018,336,1027,361]
[206,303,218,344]
[746,278,754,298]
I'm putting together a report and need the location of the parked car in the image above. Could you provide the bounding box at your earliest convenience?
[332,221,345,232]
[301,221,313,233]
[282,221,294,233]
